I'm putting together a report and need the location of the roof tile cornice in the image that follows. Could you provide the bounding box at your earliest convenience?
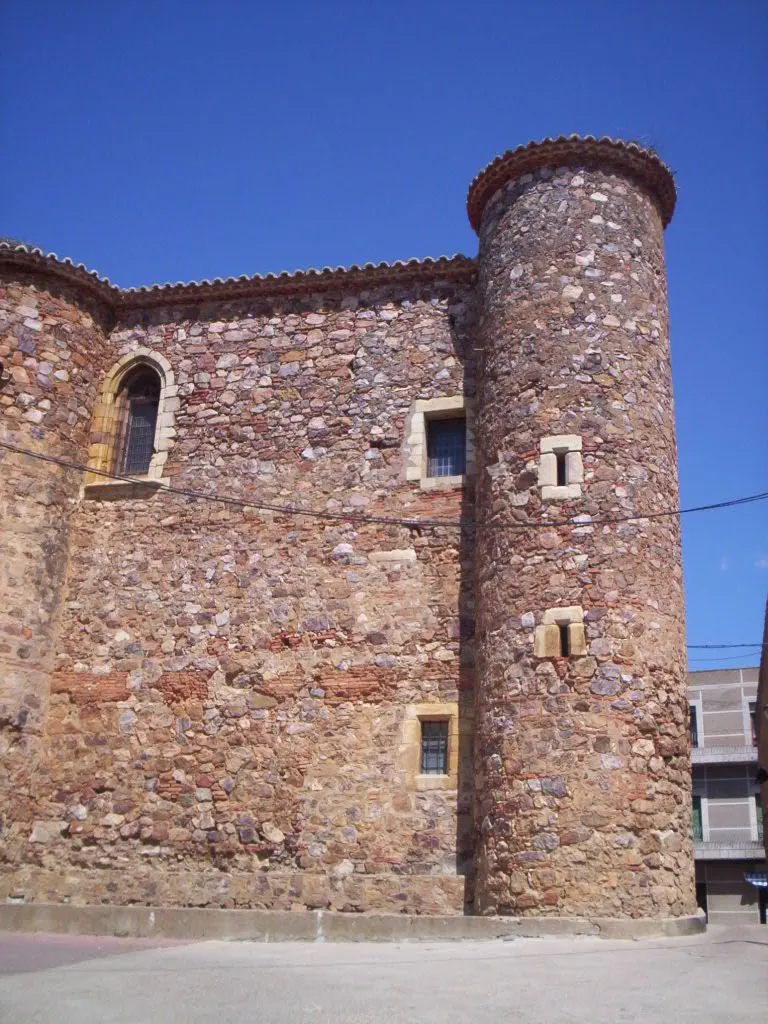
[0,243,476,313]
[467,135,677,232]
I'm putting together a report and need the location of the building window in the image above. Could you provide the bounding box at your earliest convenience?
[538,434,584,500]
[400,702,462,792]
[116,367,161,476]
[757,795,764,842]
[426,417,466,478]
[85,348,177,496]
[556,450,567,486]
[558,623,570,657]
[690,705,699,748]
[692,795,703,842]
[534,605,587,658]
[749,701,758,746]
[420,719,449,775]
[404,396,474,490]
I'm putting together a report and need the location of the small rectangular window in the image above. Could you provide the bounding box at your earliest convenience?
[692,795,703,842]
[689,705,699,748]
[420,720,449,775]
[749,701,757,746]
[426,417,466,478]
[555,451,567,486]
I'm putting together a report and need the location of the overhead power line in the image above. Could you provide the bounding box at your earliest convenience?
[688,656,761,663]
[3,439,766,659]
[2,438,768,534]
[687,643,767,650]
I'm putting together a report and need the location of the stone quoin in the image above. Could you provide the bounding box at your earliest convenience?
[0,136,697,922]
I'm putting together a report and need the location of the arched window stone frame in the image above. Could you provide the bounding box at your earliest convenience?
[84,348,177,497]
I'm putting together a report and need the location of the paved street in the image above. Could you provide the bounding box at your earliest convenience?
[0,925,766,1023]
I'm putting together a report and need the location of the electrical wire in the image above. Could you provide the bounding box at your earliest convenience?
[3,438,768,534]
[2,439,766,658]
[688,656,760,663]
[687,643,767,650]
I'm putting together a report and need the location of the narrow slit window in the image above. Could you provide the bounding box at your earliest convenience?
[420,720,449,775]
[117,367,161,476]
[749,702,757,746]
[689,705,699,748]
[558,623,570,657]
[426,417,466,478]
[555,450,567,486]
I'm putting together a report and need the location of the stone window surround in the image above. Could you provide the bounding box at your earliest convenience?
[404,396,475,491]
[538,434,584,500]
[83,348,177,499]
[533,605,587,658]
[399,702,463,792]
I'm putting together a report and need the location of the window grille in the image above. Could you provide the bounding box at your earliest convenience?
[420,720,449,775]
[118,368,160,476]
[426,417,466,478]
[689,705,699,748]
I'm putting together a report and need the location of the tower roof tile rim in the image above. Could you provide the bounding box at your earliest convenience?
[466,134,677,232]
[0,243,476,309]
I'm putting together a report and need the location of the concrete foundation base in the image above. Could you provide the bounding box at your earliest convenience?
[0,902,706,942]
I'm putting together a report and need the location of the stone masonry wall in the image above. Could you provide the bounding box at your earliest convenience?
[0,139,698,922]
[2,280,479,914]
[472,163,696,918]
[0,273,113,836]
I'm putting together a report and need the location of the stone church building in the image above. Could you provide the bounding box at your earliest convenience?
[0,137,698,923]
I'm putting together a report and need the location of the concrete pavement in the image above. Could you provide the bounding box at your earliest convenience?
[0,925,766,1023]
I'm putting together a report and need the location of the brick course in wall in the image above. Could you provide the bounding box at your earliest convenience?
[0,137,696,919]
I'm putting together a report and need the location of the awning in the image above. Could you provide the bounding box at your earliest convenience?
[745,872,768,888]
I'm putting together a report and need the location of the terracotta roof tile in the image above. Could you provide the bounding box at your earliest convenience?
[466,134,676,232]
[0,243,476,311]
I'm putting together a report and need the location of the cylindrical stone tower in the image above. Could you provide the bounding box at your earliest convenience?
[468,137,696,920]
[0,248,114,831]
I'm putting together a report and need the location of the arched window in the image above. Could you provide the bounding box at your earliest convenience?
[114,365,161,476]
[85,348,176,494]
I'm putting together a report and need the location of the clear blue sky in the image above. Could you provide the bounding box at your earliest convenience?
[2,1,766,669]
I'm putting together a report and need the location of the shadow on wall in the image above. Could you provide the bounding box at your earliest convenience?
[456,311,477,913]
